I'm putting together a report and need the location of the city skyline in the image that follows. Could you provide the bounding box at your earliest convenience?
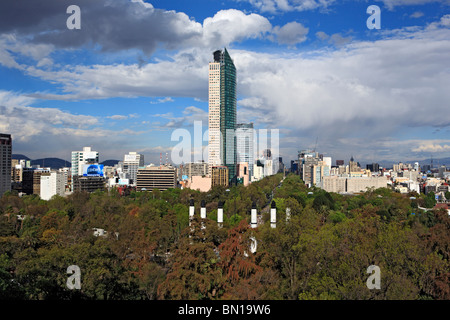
[0,0,450,165]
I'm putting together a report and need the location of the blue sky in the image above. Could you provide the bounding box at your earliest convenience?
[0,0,449,167]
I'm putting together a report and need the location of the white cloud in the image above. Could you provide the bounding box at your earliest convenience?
[16,16,450,147]
[202,9,272,46]
[0,90,35,108]
[238,0,449,13]
[315,31,329,40]
[410,11,424,18]
[272,21,309,45]
[412,141,450,153]
[315,31,352,46]
[106,113,140,120]
[24,50,209,100]
[236,0,336,13]
[150,97,174,104]
[377,0,449,10]
[235,24,450,133]
[155,105,208,128]
[2,3,450,162]
[0,90,148,160]
[107,115,128,120]
[440,14,450,27]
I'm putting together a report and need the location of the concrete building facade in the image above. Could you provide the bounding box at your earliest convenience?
[22,168,51,196]
[40,171,66,200]
[211,166,229,187]
[72,176,106,193]
[321,176,388,193]
[136,165,177,191]
[236,123,254,179]
[71,147,99,190]
[123,152,144,186]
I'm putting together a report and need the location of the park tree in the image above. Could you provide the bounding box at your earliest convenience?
[157,216,223,300]
[260,214,303,299]
[217,220,280,299]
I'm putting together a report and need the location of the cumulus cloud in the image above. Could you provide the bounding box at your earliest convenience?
[412,142,450,153]
[0,0,204,54]
[240,25,450,128]
[235,0,336,13]
[440,14,450,27]
[0,91,99,147]
[2,2,450,162]
[238,0,449,13]
[203,9,272,46]
[0,90,148,160]
[107,115,129,120]
[410,11,424,18]
[231,20,450,162]
[315,31,352,46]
[15,17,450,144]
[315,31,329,40]
[0,1,278,55]
[23,48,210,101]
[149,97,174,104]
[272,21,309,45]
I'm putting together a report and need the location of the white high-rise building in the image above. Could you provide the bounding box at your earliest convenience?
[208,55,222,174]
[323,157,332,168]
[40,171,65,201]
[236,123,255,179]
[71,147,99,177]
[123,152,144,186]
[58,167,70,191]
[71,147,99,191]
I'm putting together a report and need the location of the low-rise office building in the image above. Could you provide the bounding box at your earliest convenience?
[136,165,177,191]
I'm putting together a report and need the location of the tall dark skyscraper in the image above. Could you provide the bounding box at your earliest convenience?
[0,133,12,197]
[208,48,237,182]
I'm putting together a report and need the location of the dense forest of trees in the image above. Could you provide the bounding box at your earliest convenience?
[0,173,448,300]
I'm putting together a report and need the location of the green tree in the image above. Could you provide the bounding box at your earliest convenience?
[260,215,302,299]
[424,192,437,208]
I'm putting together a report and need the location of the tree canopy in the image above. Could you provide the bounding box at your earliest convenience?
[0,173,448,300]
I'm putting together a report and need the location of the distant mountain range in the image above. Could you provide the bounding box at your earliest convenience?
[368,157,450,169]
[101,160,120,166]
[12,154,120,169]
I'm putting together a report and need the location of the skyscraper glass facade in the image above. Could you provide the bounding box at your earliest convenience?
[220,49,237,180]
[208,48,237,182]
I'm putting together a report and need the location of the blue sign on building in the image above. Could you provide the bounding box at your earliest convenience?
[83,164,104,177]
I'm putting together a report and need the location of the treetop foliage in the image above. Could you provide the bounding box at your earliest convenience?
[0,173,448,300]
